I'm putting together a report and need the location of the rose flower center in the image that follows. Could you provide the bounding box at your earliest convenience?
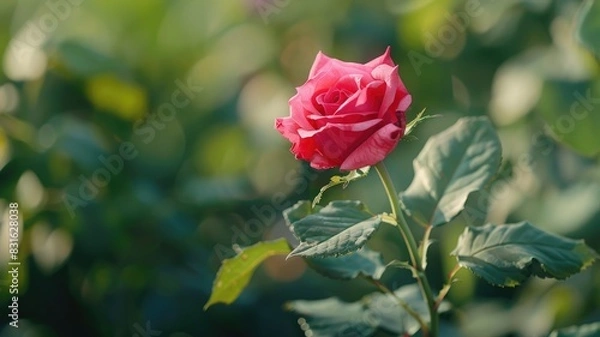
[313,87,354,115]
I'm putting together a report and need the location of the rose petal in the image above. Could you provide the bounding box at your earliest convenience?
[330,74,363,93]
[335,80,386,115]
[396,109,407,131]
[340,123,403,170]
[291,136,317,160]
[297,119,381,138]
[276,116,319,161]
[308,152,337,170]
[309,52,334,78]
[397,94,412,112]
[289,93,319,129]
[298,119,383,167]
[308,51,372,79]
[315,80,356,115]
[275,116,300,143]
[371,65,406,117]
[306,111,377,128]
[295,72,352,115]
[364,46,395,68]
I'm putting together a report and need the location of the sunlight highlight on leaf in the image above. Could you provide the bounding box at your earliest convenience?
[204,239,291,310]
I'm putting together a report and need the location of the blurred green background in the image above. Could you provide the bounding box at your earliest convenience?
[0,0,599,336]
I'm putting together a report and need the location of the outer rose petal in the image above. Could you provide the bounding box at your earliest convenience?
[289,94,317,129]
[309,52,373,79]
[371,64,407,117]
[364,46,395,68]
[397,94,412,112]
[309,52,336,78]
[275,116,299,143]
[308,152,337,170]
[340,123,404,170]
[292,136,317,161]
[275,116,317,160]
[299,119,383,167]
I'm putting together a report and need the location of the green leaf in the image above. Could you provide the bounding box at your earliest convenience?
[576,0,600,57]
[306,248,386,280]
[283,201,383,271]
[286,298,377,337]
[365,284,451,335]
[452,222,599,287]
[364,284,428,335]
[313,167,371,208]
[549,322,600,337]
[284,200,315,224]
[400,116,502,227]
[287,284,450,336]
[204,239,290,310]
[286,200,382,258]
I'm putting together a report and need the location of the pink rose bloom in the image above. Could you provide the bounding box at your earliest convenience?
[275,47,411,171]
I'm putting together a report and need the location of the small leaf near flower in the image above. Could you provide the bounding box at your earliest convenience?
[404,108,441,138]
[313,167,371,208]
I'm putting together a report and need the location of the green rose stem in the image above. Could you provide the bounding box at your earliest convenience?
[374,162,439,337]
[435,264,461,309]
